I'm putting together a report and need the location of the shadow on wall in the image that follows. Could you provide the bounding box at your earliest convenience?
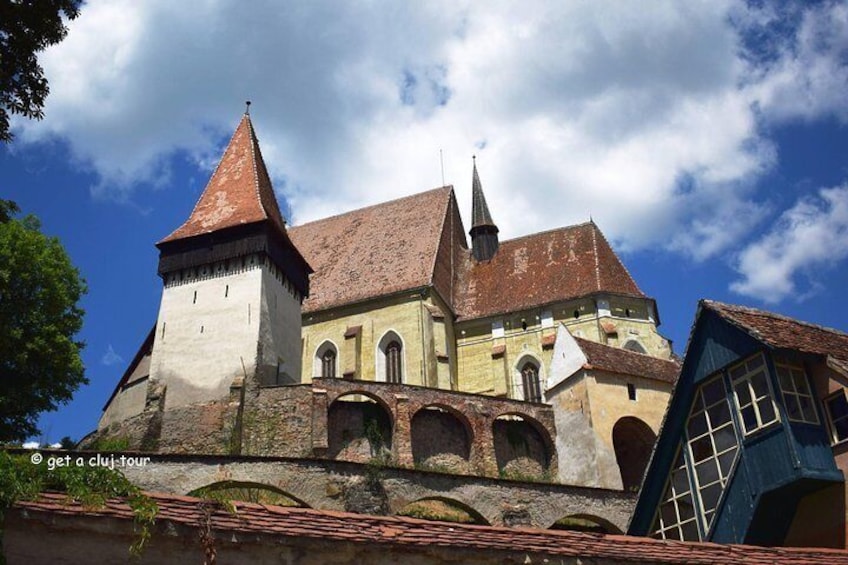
[493,414,552,481]
[327,393,393,462]
[612,416,656,492]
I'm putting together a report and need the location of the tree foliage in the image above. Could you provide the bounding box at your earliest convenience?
[0,0,82,142]
[0,199,86,442]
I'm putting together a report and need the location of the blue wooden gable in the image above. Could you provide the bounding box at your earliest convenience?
[629,304,842,545]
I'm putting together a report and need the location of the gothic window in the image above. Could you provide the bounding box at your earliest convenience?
[522,361,542,403]
[322,348,336,378]
[314,341,338,379]
[386,341,402,384]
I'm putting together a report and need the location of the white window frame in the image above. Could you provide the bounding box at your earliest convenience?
[824,389,848,445]
[651,446,700,541]
[730,354,780,435]
[686,376,739,534]
[775,361,819,425]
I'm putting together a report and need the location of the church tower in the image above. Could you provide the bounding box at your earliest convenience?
[469,157,499,261]
[149,111,311,410]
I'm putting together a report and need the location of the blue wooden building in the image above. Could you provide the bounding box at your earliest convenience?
[630,300,848,547]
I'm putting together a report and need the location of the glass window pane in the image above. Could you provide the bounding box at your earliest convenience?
[665,527,681,541]
[688,412,708,438]
[730,365,746,381]
[701,483,722,511]
[702,379,725,406]
[799,396,815,422]
[791,371,806,392]
[672,469,689,494]
[696,459,719,486]
[681,521,699,541]
[748,355,764,369]
[719,450,736,476]
[785,396,801,420]
[758,398,776,424]
[708,402,730,426]
[678,497,695,521]
[714,425,736,453]
[691,436,713,463]
[661,502,677,525]
[750,371,769,397]
[835,417,848,442]
[742,406,758,431]
[735,382,752,406]
[828,394,848,419]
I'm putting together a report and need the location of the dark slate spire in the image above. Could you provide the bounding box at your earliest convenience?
[469,156,499,262]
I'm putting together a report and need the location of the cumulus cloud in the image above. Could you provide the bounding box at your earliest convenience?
[9,0,848,291]
[731,185,848,303]
[100,344,124,367]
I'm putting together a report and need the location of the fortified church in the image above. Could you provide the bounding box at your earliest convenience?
[87,111,680,515]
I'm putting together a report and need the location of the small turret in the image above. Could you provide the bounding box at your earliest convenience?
[469,156,499,262]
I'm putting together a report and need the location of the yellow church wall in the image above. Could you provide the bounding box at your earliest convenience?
[454,296,672,399]
[300,291,452,387]
[583,371,672,451]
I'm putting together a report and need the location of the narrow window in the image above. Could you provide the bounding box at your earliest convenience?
[573,309,580,319]
[521,361,542,403]
[200,325,204,334]
[386,341,402,384]
[521,320,528,331]
[628,383,637,401]
[825,390,848,444]
[225,285,229,298]
[321,348,336,378]
[193,290,197,304]
[161,322,166,339]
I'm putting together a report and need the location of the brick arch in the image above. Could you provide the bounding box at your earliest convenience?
[492,412,554,480]
[410,404,473,473]
[548,513,623,534]
[395,496,490,525]
[327,392,394,462]
[187,480,311,508]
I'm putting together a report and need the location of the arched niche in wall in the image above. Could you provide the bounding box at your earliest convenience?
[410,405,473,474]
[492,413,552,481]
[327,392,393,463]
[612,416,657,492]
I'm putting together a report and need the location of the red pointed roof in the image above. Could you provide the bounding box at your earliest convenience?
[160,114,286,243]
[455,221,647,320]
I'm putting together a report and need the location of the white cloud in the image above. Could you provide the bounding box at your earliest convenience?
[731,185,848,303]
[101,344,124,367]
[10,0,848,270]
[22,441,39,449]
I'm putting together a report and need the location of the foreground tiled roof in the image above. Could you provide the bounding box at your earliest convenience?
[160,114,286,243]
[288,186,456,313]
[14,492,848,564]
[703,300,848,366]
[575,337,680,384]
[456,222,646,320]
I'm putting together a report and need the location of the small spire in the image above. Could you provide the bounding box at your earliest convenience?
[469,156,499,261]
[244,100,252,115]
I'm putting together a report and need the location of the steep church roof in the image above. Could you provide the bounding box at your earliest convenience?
[288,186,464,314]
[455,222,647,320]
[160,113,287,243]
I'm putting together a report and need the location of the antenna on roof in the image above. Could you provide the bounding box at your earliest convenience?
[439,149,446,187]
[244,100,252,115]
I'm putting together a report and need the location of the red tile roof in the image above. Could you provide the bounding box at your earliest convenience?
[575,337,680,384]
[703,301,848,367]
[160,114,286,243]
[288,186,457,313]
[14,492,848,564]
[455,222,646,320]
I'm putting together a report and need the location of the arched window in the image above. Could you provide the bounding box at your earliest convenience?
[386,340,402,384]
[623,340,647,354]
[321,348,336,378]
[521,361,542,403]
[314,341,338,378]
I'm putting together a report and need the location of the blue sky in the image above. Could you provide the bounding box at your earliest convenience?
[2,0,848,444]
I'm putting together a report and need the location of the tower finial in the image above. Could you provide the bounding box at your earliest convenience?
[245,100,252,115]
[469,156,499,262]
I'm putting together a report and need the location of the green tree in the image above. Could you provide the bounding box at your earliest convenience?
[0,0,82,142]
[0,199,86,442]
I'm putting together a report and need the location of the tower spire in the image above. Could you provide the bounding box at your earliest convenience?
[469,156,499,261]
